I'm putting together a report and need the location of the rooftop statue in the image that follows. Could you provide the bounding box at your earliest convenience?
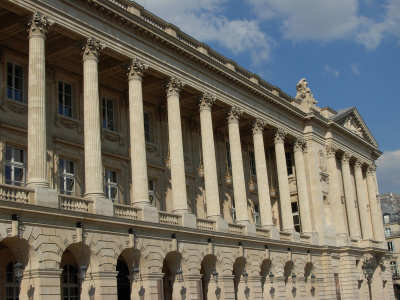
[295,78,320,112]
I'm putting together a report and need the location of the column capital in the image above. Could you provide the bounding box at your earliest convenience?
[164,76,184,96]
[82,36,104,60]
[326,144,338,157]
[341,152,351,164]
[274,128,287,144]
[252,118,265,134]
[124,58,148,80]
[366,164,376,176]
[227,106,242,124]
[292,137,307,152]
[27,11,53,37]
[354,159,364,171]
[199,92,216,111]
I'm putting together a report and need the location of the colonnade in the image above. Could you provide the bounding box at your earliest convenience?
[24,11,383,242]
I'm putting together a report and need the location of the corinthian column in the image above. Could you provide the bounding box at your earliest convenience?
[82,37,105,198]
[125,58,150,206]
[341,152,361,239]
[227,107,249,224]
[366,165,385,241]
[274,128,294,232]
[252,118,274,228]
[26,12,53,188]
[199,93,222,219]
[354,160,373,239]
[292,138,312,234]
[164,77,188,213]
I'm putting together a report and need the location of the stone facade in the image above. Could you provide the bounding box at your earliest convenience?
[0,0,394,299]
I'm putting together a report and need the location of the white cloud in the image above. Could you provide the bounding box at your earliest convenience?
[376,150,400,193]
[350,63,360,74]
[324,65,339,78]
[135,0,275,63]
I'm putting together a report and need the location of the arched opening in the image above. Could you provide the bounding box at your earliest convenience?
[232,257,247,300]
[62,264,80,300]
[201,254,219,300]
[162,252,184,300]
[117,259,130,300]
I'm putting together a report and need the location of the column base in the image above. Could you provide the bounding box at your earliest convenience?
[135,204,159,223]
[336,233,351,247]
[89,196,114,217]
[268,227,281,240]
[243,223,256,236]
[29,187,59,209]
[215,218,229,233]
[26,179,50,189]
[181,212,197,228]
[302,231,320,245]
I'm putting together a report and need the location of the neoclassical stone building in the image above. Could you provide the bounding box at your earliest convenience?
[0,0,394,299]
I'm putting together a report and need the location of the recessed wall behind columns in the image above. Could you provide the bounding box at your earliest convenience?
[17,0,306,134]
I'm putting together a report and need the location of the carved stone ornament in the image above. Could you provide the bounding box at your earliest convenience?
[27,11,54,36]
[163,77,184,95]
[199,92,216,110]
[227,106,242,123]
[318,150,327,172]
[82,36,104,60]
[274,128,287,144]
[342,116,363,137]
[0,100,28,115]
[54,115,83,134]
[325,144,338,158]
[341,152,351,164]
[366,164,376,175]
[354,159,363,171]
[295,78,319,112]
[252,118,265,134]
[125,58,148,80]
[292,137,307,152]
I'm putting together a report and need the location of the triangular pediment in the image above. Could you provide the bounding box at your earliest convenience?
[330,107,378,147]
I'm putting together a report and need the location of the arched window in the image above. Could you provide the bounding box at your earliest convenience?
[5,262,20,300]
[62,264,79,300]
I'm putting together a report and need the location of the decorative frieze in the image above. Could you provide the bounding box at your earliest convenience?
[54,115,83,134]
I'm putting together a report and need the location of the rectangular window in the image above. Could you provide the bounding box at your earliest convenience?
[231,197,236,222]
[144,112,151,143]
[5,146,25,187]
[334,274,341,300]
[148,179,155,206]
[385,227,392,237]
[7,62,24,102]
[226,142,232,169]
[58,81,72,117]
[285,151,293,175]
[292,201,301,232]
[249,150,256,176]
[388,241,395,252]
[59,159,75,196]
[390,261,398,276]
[105,169,118,202]
[253,204,260,226]
[102,97,114,130]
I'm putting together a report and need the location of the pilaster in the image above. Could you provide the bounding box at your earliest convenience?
[366,165,385,242]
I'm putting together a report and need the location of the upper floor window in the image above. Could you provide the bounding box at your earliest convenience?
[226,142,232,169]
[383,214,390,224]
[231,196,236,223]
[102,97,114,131]
[7,62,23,102]
[391,261,398,275]
[388,241,395,252]
[6,261,20,300]
[58,81,72,117]
[292,201,301,232]
[249,150,256,176]
[105,169,118,202]
[385,227,392,237]
[285,151,293,175]
[144,112,151,143]
[59,159,75,196]
[148,179,155,206]
[253,204,260,226]
[5,146,25,187]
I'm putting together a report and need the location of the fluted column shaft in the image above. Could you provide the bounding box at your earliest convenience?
[354,161,373,239]
[199,94,222,219]
[127,59,150,206]
[341,153,361,239]
[165,78,188,213]
[274,129,294,232]
[82,37,104,197]
[366,165,385,241]
[326,145,347,236]
[252,119,274,228]
[27,12,52,188]
[292,138,312,233]
[227,107,249,224]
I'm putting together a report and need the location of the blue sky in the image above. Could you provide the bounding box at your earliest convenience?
[135,0,400,193]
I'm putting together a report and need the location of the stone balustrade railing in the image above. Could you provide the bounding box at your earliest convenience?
[105,0,296,104]
[228,223,245,235]
[159,211,182,226]
[0,183,32,204]
[114,203,141,220]
[196,218,216,231]
[256,228,271,239]
[59,195,92,213]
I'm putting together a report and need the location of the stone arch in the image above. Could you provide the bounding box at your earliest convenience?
[215,247,235,275]
[140,239,169,273]
[181,243,202,275]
